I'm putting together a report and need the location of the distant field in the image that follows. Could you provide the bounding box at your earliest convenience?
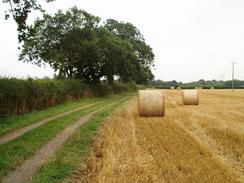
[77,89,244,183]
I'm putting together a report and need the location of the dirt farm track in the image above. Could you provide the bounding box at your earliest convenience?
[75,89,244,183]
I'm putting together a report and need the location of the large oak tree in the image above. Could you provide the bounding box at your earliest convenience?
[20,7,155,84]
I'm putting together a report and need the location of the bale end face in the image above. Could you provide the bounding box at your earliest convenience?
[138,90,165,117]
[182,90,199,105]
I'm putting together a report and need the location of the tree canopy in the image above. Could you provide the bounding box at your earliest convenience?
[20,7,155,84]
[3,0,55,43]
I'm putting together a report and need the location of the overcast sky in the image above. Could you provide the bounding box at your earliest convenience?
[0,0,244,82]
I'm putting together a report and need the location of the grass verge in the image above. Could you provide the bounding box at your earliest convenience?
[0,95,131,177]
[29,98,130,183]
[0,98,104,137]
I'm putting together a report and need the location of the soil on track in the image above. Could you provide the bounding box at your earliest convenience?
[76,90,244,183]
[0,102,102,145]
[0,102,115,183]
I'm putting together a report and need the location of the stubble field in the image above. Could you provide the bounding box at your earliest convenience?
[75,89,244,183]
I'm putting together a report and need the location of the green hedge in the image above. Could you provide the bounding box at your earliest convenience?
[0,78,138,117]
[0,78,87,117]
[86,83,138,97]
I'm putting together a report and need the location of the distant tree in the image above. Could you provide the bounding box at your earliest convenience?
[198,79,206,85]
[151,79,244,89]
[151,79,164,86]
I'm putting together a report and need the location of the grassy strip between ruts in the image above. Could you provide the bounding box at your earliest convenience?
[0,94,131,177]
[0,97,106,137]
[29,97,131,183]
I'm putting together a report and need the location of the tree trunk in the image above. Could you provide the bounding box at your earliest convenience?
[107,75,114,84]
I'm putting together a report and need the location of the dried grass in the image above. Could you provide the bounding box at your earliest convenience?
[138,90,165,117]
[73,89,244,183]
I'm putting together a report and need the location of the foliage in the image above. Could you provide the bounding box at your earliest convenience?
[0,78,86,117]
[88,82,137,97]
[0,78,138,117]
[104,19,155,83]
[151,79,244,89]
[3,0,55,43]
[20,7,154,84]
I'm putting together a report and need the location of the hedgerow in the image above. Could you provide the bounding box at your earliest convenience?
[0,78,137,117]
[0,78,85,117]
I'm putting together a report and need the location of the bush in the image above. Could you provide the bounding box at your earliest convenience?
[0,78,139,117]
[0,78,87,117]
[87,82,138,97]
[155,86,171,89]
[89,84,114,97]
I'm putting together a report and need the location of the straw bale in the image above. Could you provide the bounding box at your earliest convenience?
[138,90,165,117]
[182,89,199,105]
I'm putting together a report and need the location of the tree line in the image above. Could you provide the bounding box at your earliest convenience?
[151,79,244,89]
[15,6,154,84]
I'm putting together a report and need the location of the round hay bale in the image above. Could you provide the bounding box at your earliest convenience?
[171,86,175,90]
[182,90,199,105]
[138,90,165,117]
[177,87,181,90]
